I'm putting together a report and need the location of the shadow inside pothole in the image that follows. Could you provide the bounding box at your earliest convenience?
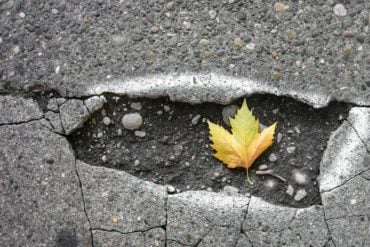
[67,93,351,208]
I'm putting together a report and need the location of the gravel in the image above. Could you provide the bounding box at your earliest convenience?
[333,4,347,17]
[191,114,201,125]
[103,117,111,126]
[294,189,308,201]
[130,102,142,111]
[122,113,143,130]
[268,153,277,162]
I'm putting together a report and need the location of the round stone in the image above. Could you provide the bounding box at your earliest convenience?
[209,10,217,19]
[121,113,143,130]
[333,4,347,17]
[103,117,111,126]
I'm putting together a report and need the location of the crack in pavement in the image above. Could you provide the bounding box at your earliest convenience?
[347,119,370,154]
[92,225,166,235]
[322,204,337,247]
[0,117,44,126]
[321,168,370,194]
[74,159,95,247]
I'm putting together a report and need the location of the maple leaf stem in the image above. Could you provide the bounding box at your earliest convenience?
[246,169,254,185]
[255,169,287,183]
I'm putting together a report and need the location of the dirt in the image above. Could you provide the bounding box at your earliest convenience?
[67,94,351,208]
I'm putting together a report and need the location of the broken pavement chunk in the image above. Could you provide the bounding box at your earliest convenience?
[59,99,90,135]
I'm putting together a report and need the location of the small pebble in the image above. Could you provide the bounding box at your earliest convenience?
[333,4,347,17]
[101,109,107,117]
[165,1,175,11]
[272,108,279,114]
[222,105,238,126]
[183,21,191,29]
[245,43,256,51]
[199,39,210,46]
[151,26,160,33]
[286,146,296,154]
[277,133,283,143]
[294,189,307,201]
[286,184,294,196]
[134,131,146,138]
[268,153,277,162]
[103,117,111,126]
[274,2,289,12]
[122,113,143,130]
[12,46,20,55]
[207,187,213,192]
[130,102,142,111]
[191,114,201,125]
[265,179,277,190]
[167,185,176,194]
[97,132,103,138]
[163,105,170,111]
[134,160,140,166]
[234,37,244,48]
[157,110,163,115]
[101,155,108,163]
[292,170,307,185]
[117,129,123,136]
[258,164,268,170]
[209,10,217,19]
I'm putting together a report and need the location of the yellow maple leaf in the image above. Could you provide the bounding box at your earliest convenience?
[208,99,277,184]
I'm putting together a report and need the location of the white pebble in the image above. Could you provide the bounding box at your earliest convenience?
[130,102,142,111]
[208,10,217,19]
[103,117,111,126]
[134,160,140,166]
[333,4,347,17]
[292,170,307,185]
[272,108,279,114]
[97,132,103,138]
[191,114,201,125]
[277,133,283,143]
[101,155,108,163]
[163,105,170,112]
[134,131,146,138]
[246,43,256,50]
[258,164,268,170]
[117,129,122,136]
[268,153,277,162]
[286,146,296,154]
[294,189,307,201]
[167,185,176,194]
[286,184,294,196]
[265,179,277,190]
[122,113,143,130]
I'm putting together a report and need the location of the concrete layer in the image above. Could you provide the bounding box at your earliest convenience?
[1,1,369,107]
[243,197,329,247]
[0,95,43,124]
[0,121,91,246]
[76,161,167,233]
[318,107,370,192]
[167,191,249,247]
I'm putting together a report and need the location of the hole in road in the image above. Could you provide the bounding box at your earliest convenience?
[68,94,351,208]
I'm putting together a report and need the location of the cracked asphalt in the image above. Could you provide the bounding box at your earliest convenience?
[1,0,370,246]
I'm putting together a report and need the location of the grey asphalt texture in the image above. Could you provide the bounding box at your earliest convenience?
[0,0,370,246]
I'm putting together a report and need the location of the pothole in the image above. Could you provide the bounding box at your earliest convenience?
[67,94,351,208]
